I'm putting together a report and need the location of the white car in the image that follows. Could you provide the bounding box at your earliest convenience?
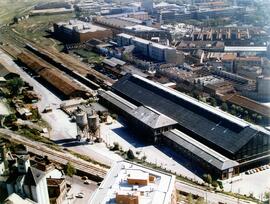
[76,193,84,198]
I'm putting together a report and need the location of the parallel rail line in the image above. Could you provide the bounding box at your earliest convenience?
[0,130,108,178]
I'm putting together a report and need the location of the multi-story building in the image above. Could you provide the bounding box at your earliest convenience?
[116,33,181,63]
[53,20,112,43]
[257,76,270,98]
[4,155,50,204]
[142,0,154,13]
[243,76,270,101]
[0,144,52,204]
[93,16,171,42]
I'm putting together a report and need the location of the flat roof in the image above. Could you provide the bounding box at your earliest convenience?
[89,161,175,204]
[125,24,157,32]
[164,129,239,170]
[224,46,267,52]
[95,17,136,28]
[117,33,174,50]
[56,20,107,33]
[110,57,126,66]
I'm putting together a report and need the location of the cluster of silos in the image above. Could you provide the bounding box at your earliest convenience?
[75,110,100,141]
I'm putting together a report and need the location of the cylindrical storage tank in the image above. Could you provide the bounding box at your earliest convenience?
[76,112,87,129]
[87,114,99,131]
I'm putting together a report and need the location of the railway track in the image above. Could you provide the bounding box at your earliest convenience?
[0,129,108,179]
[1,26,114,86]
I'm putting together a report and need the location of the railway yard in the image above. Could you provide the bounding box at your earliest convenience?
[0,2,269,203]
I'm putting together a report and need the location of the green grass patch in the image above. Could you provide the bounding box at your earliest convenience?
[73,49,104,63]
[17,128,60,150]
[67,149,110,169]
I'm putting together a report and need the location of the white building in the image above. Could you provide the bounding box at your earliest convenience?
[5,155,50,204]
[90,160,176,204]
[117,33,182,64]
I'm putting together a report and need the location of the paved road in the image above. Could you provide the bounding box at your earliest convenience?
[100,120,204,183]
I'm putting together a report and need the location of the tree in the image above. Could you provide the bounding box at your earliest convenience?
[210,98,217,107]
[231,104,236,110]
[187,193,193,204]
[111,113,118,120]
[203,174,212,185]
[4,114,17,126]
[127,149,135,160]
[65,162,76,177]
[212,181,218,188]
[256,115,262,122]
[195,197,205,204]
[111,142,120,151]
[217,180,223,190]
[230,109,236,115]
[142,155,147,161]
[264,192,269,200]
[7,77,24,95]
[221,103,228,112]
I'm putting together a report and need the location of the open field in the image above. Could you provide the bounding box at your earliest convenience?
[0,0,74,49]
[0,0,48,24]
[12,13,74,49]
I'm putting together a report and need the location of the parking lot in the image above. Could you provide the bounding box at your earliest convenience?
[64,176,98,204]
[223,165,270,199]
[100,119,204,183]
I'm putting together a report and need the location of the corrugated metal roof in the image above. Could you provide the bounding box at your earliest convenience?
[224,46,267,52]
[131,106,177,129]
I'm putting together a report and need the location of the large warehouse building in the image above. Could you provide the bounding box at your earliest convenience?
[103,74,270,178]
[53,20,112,43]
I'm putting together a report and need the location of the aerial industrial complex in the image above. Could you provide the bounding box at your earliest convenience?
[0,0,270,203]
[99,74,270,179]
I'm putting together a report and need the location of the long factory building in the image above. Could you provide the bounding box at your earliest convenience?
[99,74,270,179]
[17,51,88,99]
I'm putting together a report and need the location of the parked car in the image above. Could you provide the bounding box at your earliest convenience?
[84,180,91,185]
[81,176,88,180]
[76,192,84,198]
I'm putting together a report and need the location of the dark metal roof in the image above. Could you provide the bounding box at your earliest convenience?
[112,74,267,155]
[99,90,177,129]
[164,129,239,170]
